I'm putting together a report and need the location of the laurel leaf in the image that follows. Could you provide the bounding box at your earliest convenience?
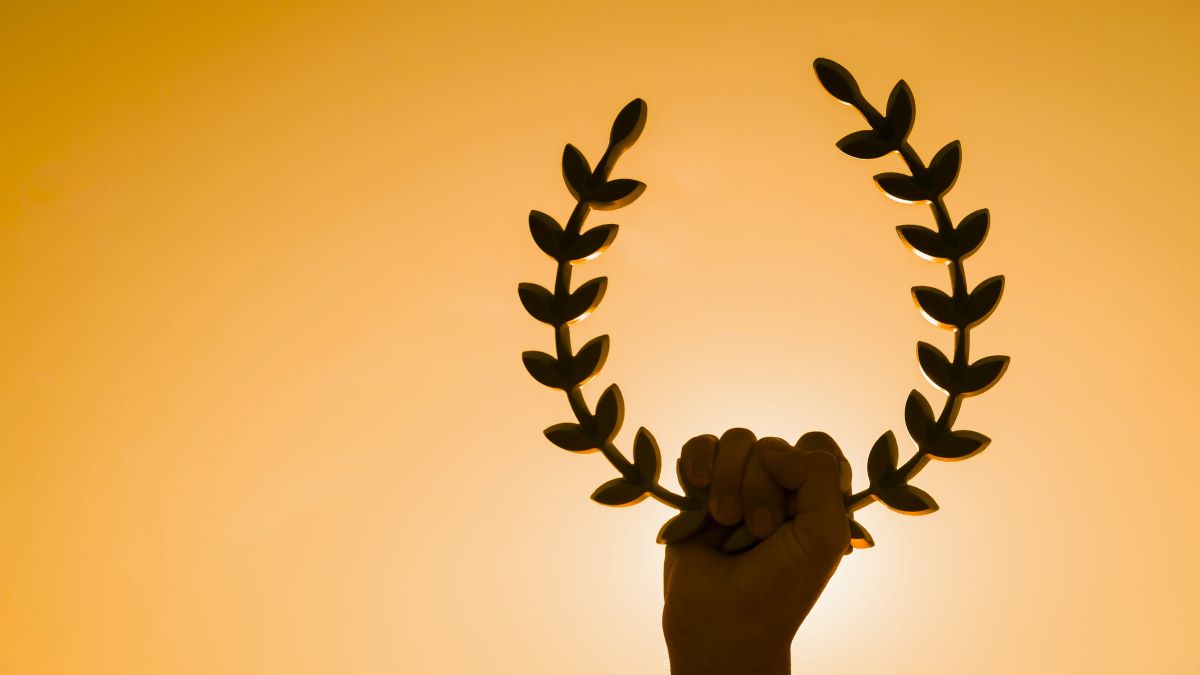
[609,98,648,151]
[633,427,662,483]
[867,430,899,486]
[562,144,592,200]
[916,341,954,392]
[837,130,893,159]
[720,524,759,554]
[813,57,861,104]
[904,389,936,445]
[896,224,950,261]
[590,179,645,210]
[929,141,962,195]
[966,275,1004,326]
[590,477,647,506]
[568,335,610,387]
[885,80,915,140]
[568,224,618,262]
[875,172,930,203]
[528,210,564,260]
[522,351,564,389]
[955,208,990,258]
[928,430,990,461]
[594,384,624,441]
[961,355,1010,395]
[912,286,958,327]
[656,508,710,544]
[848,518,875,549]
[563,277,608,323]
[517,282,558,325]
[543,423,599,452]
[875,484,939,515]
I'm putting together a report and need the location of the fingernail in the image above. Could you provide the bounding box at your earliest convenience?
[751,507,772,535]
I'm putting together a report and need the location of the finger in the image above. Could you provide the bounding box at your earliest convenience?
[742,437,789,539]
[680,434,718,489]
[796,431,843,460]
[761,445,845,524]
[797,431,852,495]
[708,427,756,526]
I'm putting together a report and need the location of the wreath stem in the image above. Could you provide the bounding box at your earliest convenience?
[840,110,974,515]
[549,149,694,510]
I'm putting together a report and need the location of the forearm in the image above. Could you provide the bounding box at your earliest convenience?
[665,629,792,675]
[667,648,790,675]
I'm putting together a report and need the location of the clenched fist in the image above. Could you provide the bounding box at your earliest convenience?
[663,429,851,675]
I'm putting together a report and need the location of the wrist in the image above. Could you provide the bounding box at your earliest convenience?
[665,631,791,675]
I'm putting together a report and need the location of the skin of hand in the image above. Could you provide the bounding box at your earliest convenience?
[663,428,851,675]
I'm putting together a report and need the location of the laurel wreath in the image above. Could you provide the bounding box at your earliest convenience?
[519,57,1008,554]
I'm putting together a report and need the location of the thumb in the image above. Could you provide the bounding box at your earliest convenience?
[761,445,845,523]
[761,444,850,557]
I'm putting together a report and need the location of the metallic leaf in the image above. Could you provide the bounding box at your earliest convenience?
[590,477,647,506]
[543,423,599,452]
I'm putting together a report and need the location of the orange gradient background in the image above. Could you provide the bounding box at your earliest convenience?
[2,2,1198,673]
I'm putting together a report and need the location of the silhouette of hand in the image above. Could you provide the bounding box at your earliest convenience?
[663,428,851,675]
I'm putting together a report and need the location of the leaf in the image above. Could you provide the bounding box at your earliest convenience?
[562,144,592,200]
[916,341,955,392]
[813,57,861,104]
[928,430,991,461]
[874,483,939,515]
[632,427,662,483]
[521,351,564,389]
[929,141,962,195]
[590,179,645,210]
[594,384,624,441]
[966,275,1004,326]
[568,335,610,387]
[720,524,759,554]
[955,208,990,258]
[884,80,915,141]
[517,282,558,325]
[590,477,647,506]
[836,130,893,159]
[874,172,930,203]
[543,423,599,452]
[567,224,618,262]
[656,508,710,544]
[961,355,1010,395]
[867,431,898,486]
[896,225,950,261]
[912,286,958,327]
[609,98,648,151]
[528,210,564,260]
[562,277,608,323]
[848,518,875,549]
[904,389,936,445]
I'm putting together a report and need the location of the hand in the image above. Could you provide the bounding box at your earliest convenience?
[663,428,851,675]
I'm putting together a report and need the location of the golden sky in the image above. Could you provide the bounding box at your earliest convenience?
[2,1,1198,673]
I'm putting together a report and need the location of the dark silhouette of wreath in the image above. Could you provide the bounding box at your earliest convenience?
[518,57,1008,553]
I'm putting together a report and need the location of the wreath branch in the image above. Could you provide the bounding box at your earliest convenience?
[520,100,707,532]
[815,58,1009,548]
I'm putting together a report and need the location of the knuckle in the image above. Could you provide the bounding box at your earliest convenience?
[754,436,791,454]
[721,427,756,445]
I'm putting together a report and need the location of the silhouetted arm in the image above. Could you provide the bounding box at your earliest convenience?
[663,430,849,675]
